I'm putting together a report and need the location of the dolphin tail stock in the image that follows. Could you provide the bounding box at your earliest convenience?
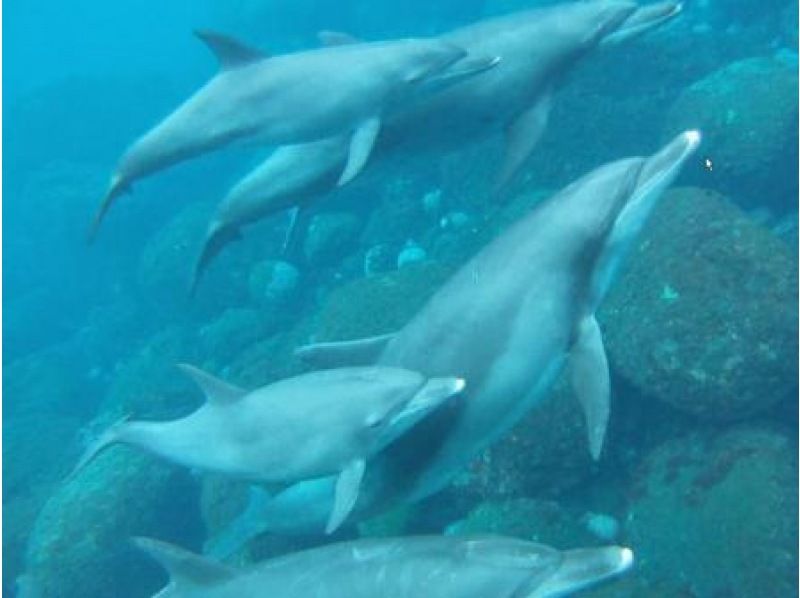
[203,485,274,559]
[87,176,131,243]
[189,223,242,298]
[69,414,132,480]
[132,536,237,596]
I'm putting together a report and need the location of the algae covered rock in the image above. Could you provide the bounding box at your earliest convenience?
[446,497,595,549]
[247,259,300,307]
[452,375,593,502]
[663,57,798,212]
[303,211,361,268]
[22,447,201,598]
[600,187,798,422]
[624,426,798,597]
[310,261,454,341]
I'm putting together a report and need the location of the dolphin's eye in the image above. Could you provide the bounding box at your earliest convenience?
[365,412,385,429]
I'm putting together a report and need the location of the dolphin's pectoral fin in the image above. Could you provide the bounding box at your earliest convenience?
[317,30,362,46]
[339,117,382,186]
[176,364,248,405]
[569,315,610,461]
[494,89,553,191]
[133,537,237,592]
[295,333,397,368]
[327,458,366,534]
[282,205,308,257]
[418,55,501,94]
[194,30,267,70]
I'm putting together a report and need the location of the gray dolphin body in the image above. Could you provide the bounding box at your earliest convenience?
[136,534,634,598]
[73,365,464,533]
[89,34,492,238]
[220,131,700,543]
[191,0,681,287]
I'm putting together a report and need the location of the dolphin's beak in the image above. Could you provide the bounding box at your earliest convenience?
[391,377,466,426]
[531,545,634,596]
[601,0,683,45]
[634,129,701,198]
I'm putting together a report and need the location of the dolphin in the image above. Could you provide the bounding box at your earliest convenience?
[238,131,701,540]
[135,534,634,597]
[89,32,498,239]
[72,364,465,533]
[189,0,682,288]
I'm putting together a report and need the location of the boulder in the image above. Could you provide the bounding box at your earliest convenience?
[600,187,798,422]
[663,57,798,213]
[624,426,798,597]
[22,447,202,598]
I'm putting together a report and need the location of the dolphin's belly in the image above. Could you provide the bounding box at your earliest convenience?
[375,278,573,503]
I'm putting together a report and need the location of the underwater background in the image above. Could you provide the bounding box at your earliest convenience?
[3,0,798,596]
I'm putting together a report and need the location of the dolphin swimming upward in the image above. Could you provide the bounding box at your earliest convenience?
[209,131,700,545]
[136,534,634,597]
[89,33,498,239]
[190,0,682,289]
[72,365,465,533]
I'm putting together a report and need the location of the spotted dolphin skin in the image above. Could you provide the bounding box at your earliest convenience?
[190,0,682,289]
[273,131,701,536]
[72,365,465,533]
[88,34,496,239]
[135,534,634,598]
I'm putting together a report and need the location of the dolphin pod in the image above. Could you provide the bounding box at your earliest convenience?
[73,364,465,533]
[190,0,683,290]
[135,534,634,597]
[89,34,500,239]
[203,130,701,547]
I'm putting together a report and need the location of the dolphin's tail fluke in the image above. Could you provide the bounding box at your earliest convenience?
[69,414,131,480]
[88,176,130,243]
[190,223,242,298]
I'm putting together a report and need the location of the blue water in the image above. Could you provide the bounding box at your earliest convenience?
[4,0,798,596]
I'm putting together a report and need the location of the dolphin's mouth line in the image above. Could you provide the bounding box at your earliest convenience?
[629,131,700,206]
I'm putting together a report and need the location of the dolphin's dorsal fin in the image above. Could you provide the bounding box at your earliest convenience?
[317,30,362,46]
[295,333,397,368]
[133,537,236,591]
[194,30,267,70]
[176,363,248,405]
[568,315,610,461]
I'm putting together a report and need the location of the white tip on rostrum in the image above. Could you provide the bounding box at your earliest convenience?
[619,547,635,570]
[684,129,701,146]
[454,378,467,393]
